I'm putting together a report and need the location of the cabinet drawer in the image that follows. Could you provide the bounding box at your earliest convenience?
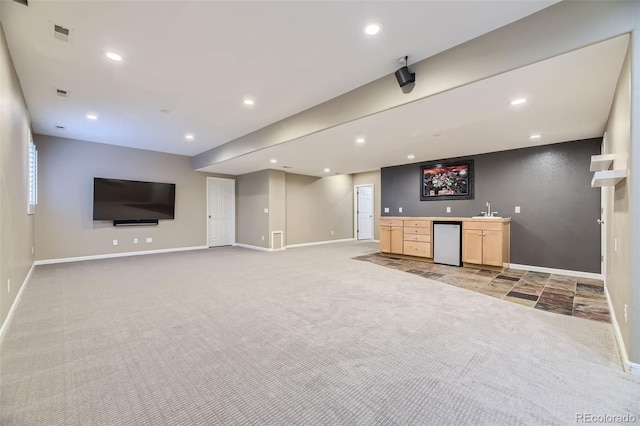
[403,226,430,235]
[463,221,503,231]
[403,241,431,258]
[380,219,403,227]
[403,220,430,228]
[404,233,431,242]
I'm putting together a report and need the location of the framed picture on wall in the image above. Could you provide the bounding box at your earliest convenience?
[420,160,474,201]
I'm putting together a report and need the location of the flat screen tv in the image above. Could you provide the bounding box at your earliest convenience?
[93,178,175,223]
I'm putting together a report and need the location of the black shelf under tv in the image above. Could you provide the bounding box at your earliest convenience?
[113,219,159,227]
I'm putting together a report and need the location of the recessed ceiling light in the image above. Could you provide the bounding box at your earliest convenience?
[105,52,122,61]
[407,154,415,160]
[355,137,365,144]
[86,114,98,120]
[363,22,382,36]
[529,133,542,140]
[185,133,195,141]
[270,158,277,164]
[243,98,255,106]
[510,98,527,106]
[324,168,331,173]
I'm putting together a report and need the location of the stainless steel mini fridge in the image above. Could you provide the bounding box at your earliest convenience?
[433,221,462,267]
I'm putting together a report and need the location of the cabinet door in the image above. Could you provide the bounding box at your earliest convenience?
[391,226,404,254]
[482,230,503,266]
[379,226,391,253]
[463,229,483,264]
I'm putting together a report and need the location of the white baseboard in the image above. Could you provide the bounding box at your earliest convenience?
[233,243,274,252]
[34,245,208,265]
[286,238,354,249]
[508,263,602,280]
[0,263,35,346]
[604,286,639,376]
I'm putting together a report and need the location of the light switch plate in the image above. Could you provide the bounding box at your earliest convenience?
[263,208,269,214]
[515,206,521,213]
[146,237,152,243]
[398,207,403,213]
[446,207,451,213]
[112,239,118,246]
[384,207,389,213]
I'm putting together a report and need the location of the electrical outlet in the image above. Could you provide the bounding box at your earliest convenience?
[384,207,389,213]
[398,207,403,213]
[515,206,521,214]
[624,304,628,323]
[263,208,269,214]
[146,237,152,243]
[31,246,34,254]
[112,239,118,246]
[7,279,10,293]
[261,235,265,241]
[446,206,451,213]
[133,238,138,244]
[331,230,334,235]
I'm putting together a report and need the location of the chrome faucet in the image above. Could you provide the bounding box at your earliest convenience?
[480,201,498,217]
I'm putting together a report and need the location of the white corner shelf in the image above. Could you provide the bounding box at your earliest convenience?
[590,154,615,171]
[591,169,627,187]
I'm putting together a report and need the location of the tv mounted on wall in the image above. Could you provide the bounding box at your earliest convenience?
[93,178,176,225]
[420,160,474,201]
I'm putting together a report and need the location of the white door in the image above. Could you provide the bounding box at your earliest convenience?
[356,184,374,240]
[207,177,235,247]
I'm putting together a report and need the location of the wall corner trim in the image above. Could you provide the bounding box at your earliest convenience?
[33,246,209,265]
[507,263,602,280]
[286,238,355,249]
[233,243,275,252]
[0,263,36,346]
[604,286,633,374]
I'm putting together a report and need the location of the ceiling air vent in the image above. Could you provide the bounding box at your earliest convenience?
[54,88,69,98]
[12,0,28,6]
[50,22,73,43]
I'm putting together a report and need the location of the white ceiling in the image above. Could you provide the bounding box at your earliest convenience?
[1,0,559,161]
[198,35,629,177]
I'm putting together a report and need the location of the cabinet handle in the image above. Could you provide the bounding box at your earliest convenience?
[478,232,482,236]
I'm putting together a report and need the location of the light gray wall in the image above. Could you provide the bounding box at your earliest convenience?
[629,17,640,368]
[603,44,633,363]
[381,139,601,273]
[0,23,34,329]
[268,170,286,248]
[236,170,270,248]
[193,1,640,171]
[285,173,353,246]
[34,135,213,260]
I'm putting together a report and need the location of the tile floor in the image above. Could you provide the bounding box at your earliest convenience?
[354,253,610,323]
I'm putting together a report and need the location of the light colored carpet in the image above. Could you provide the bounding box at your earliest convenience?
[1,241,638,425]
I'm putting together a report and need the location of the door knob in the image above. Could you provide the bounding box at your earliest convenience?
[209,215,211,218]
[597,218,604,225]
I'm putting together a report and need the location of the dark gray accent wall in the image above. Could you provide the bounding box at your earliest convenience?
[381,139,602,273]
